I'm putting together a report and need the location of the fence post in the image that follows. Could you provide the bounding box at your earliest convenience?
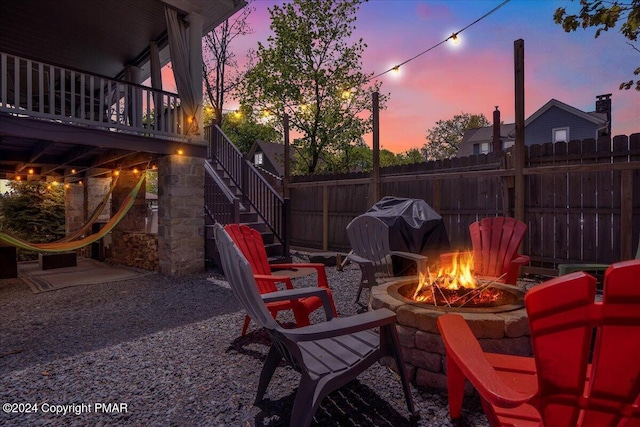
[621,169,633,260]
[283,197,291,257]
[322,184,329,251]
[370,91,380,205]
[513,39,525,222]
[283,113,290,199]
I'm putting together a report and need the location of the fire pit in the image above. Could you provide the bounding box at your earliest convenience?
[371,252,531,391]
[389,281,524,313]
[389,252,525,313]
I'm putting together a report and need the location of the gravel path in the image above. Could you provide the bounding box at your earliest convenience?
[0,255,490,427]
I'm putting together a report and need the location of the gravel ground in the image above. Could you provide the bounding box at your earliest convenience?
[0,254,491,427]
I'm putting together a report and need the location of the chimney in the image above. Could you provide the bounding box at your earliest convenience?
[492,106,501,153]
[595,94,612,136]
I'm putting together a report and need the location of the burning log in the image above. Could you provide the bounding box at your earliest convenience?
[410,251,512,308]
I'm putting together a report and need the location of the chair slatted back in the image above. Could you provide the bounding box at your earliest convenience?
[225,224,276,294]
[214,224,279,331]
[215,223,304,371]
[525,260,640,426]
[346,215,393,277]
[470,217,527,279]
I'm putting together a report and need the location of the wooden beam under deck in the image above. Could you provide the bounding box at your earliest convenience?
[0,114,207,158]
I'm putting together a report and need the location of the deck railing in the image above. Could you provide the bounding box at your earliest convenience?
[207,125,289,254]
[0,51,185,140]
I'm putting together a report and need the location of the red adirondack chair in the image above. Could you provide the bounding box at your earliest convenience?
[437,259,640,426]
[224,224,338,336]
[441,217,530,285]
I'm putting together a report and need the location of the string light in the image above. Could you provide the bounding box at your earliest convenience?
[369,0,510,80]
[176,148,184,155]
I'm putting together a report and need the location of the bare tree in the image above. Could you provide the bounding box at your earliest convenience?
[202,2,254,126]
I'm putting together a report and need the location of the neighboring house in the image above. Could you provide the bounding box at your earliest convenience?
[458,94,611,157]
[458,123,516,157]
[247,140,289,178]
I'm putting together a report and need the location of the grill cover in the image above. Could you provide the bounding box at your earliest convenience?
[363,196,450,270]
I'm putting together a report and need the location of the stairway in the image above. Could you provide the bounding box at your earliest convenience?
[204,158,289,267]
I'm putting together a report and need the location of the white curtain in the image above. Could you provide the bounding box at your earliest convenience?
[149,41,162,91]
[164,7,197,133]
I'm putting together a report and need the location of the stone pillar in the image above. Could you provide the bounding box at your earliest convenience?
[110,171,146,266]
[64,182,84,236]
[85,177,112,224]
[157,155,204,275]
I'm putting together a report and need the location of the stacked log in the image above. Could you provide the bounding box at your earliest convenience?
[118,232,159,271]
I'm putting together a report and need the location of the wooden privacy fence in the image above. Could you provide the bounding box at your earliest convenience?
[288,134,640,275]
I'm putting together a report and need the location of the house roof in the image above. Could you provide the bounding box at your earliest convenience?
[458,97,609,157]
[525,98,607,127]
[248,140,289,177]
[0,0,246,80]
[462,124,516,145]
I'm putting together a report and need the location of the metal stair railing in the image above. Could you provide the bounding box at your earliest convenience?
[206,125,290,255]
[204,161,240,225]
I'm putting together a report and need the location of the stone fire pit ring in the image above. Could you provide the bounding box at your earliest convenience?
[371,277,531,390]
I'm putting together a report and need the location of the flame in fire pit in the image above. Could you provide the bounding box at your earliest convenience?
[408,251,512,309]
[412,252,475,299]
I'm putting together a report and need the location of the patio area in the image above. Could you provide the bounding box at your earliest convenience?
[0,256,496,426]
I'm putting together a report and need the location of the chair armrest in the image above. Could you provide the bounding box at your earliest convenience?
[437,314,534,408]
[261,287,335,321]
[346,253,374,267]
[283,308,398,341]
[254,274,294,290]
[557,263,608,276]
[512,255,530,266]
[269,263,329,288]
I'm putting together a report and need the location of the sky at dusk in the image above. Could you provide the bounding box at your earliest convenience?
[199,0,639,154]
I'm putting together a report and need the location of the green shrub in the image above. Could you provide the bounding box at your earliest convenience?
[0,180,65,260]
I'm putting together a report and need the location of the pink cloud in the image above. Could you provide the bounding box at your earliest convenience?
[415,3,453,21]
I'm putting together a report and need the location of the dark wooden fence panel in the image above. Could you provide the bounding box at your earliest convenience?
[289,186,324,249]
[288,134,640,273]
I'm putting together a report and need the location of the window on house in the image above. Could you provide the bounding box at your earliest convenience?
[254,152,264,166]
[502,140,515,150]
[473,142,490,155]
[553,127,569,143]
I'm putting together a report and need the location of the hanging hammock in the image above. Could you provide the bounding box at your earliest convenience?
[0,173,145,253]
[58,173,120,243]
